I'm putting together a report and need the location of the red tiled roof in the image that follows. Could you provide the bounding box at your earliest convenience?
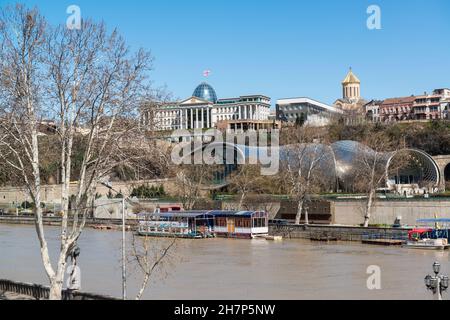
[381,96,416,106]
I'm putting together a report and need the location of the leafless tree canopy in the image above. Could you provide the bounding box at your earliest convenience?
[0,3,166,299]
[173,164,220,210]
[228,164,265,210]
[129,235,179,300]
[352,131,407,227]
[280,127,332,225]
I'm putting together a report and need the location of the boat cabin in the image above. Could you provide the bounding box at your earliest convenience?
[138,211,215,238]
[415,219,450,240]
[405,220,450,250]
[211,211,269,239]
[408,228,433,241]
[137,210,269,239]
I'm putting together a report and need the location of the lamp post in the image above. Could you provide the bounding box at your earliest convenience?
[121,196,126,301]
[425,262,449,300]
[101,181,128,300]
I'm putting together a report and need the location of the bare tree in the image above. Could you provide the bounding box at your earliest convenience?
[239,195,280,220]
[174,165,212,210]
[353,132,406,227]
[130,235,178,300]
[0,4,55,295]
[228,164,263,210]
[281,127,332,225]
[0,4,161,299]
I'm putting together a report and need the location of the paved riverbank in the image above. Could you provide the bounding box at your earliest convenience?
[0,215,136,231]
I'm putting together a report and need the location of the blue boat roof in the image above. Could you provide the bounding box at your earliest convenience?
[417,219,450,223]
[141,210,264,219]
[209,211,255,217]
[155,211,213,219]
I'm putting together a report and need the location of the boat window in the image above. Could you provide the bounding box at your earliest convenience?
[216,218,227,227]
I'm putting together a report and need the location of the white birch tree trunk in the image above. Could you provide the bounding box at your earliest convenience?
[238,192,246,210]
[363,189,376,228]
[295,199,303,225]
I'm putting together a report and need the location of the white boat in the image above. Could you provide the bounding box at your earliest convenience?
[403,238,450,250]
[403,221,450,250]
[264,235,283,241]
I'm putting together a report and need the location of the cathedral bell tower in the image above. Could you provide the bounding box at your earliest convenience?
[342,68,361,103]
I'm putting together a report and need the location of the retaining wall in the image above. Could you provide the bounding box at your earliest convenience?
[331,199,450,226]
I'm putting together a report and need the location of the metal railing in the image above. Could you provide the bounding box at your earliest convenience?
[0,279,118,300]
[361,233,408,241]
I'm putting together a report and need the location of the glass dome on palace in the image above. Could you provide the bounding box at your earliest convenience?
[192,82,218,103]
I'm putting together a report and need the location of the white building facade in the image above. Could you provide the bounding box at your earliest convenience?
[141,83,271,131]
[276,97,343,127]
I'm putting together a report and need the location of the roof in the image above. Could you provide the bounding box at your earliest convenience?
[150,211,213,219]
[417,219,450,223]
[211,211,258,218]
[364,100,384,106]
[239,95,271,99]
[381,96,416,106]
[140,210,265,219]
[192,82,218,103]
[414,94,442,99]
[342,69,361,84]
[216,95,271,104]
[276,97,344,114]
[409,228,433,234]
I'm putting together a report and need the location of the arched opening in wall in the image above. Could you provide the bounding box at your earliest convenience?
[444,163,450,191]
[387,150,440,193]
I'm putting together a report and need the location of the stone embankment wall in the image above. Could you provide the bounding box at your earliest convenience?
[331,199,450,226]
[0,179,177,207]
[224,198,450,226]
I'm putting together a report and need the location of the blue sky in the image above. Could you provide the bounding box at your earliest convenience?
[2,0,450,106]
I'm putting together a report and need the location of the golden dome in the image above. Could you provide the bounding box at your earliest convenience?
[342,69,360,84]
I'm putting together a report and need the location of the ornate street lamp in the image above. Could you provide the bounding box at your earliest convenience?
[425,262,449,300]
[425,275,432,288]
[442,276,449,289]
[433,262,441,275]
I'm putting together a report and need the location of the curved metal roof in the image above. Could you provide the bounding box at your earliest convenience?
[180,141,441,191]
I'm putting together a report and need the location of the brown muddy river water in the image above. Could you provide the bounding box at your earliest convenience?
[0,224,448,300]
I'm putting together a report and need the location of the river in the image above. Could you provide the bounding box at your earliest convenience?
[0,224,448,300]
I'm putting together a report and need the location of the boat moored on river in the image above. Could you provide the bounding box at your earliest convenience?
[403,219,450,250]
[137,210,269,239]
[137,211,214,239]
